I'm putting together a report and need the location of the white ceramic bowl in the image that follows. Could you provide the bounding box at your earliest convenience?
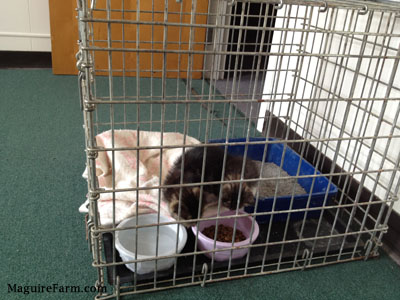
[115,214,187,274]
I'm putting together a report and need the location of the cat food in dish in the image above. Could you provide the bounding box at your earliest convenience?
[192,210,259,261]
[202,224,246,243]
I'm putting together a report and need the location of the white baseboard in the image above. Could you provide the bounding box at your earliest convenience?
[0,32,51,52]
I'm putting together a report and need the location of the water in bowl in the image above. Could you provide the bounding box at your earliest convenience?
[118,224,180,256]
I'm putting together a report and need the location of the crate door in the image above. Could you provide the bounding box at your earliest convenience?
[49,0,208,79]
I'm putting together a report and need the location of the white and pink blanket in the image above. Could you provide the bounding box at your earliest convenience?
[79,130,200,227]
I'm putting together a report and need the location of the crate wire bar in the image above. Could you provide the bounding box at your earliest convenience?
[76,0,400,299]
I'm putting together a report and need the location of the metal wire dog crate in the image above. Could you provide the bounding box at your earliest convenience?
[76,0,400,298]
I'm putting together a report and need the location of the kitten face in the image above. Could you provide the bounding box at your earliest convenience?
[221,180,256,210]
[163,146,259,226]
[221,157,258,210]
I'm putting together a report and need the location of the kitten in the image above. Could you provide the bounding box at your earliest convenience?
[163,146,259,225]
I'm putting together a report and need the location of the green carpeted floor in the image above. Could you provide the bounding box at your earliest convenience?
[1,69,400,299]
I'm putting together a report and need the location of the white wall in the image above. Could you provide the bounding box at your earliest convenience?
[258,5,400,214]
[0,0,51,51]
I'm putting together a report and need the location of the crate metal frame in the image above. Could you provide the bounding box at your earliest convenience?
[76,0,400,299]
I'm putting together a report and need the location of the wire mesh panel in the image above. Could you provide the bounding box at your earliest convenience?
[76,0,400,298]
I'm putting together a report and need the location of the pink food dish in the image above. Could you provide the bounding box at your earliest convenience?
[191,210,259,261]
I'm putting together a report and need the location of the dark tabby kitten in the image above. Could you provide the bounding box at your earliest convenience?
[163,146,259,225]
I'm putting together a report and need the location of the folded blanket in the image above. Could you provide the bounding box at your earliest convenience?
[79,130,200,227]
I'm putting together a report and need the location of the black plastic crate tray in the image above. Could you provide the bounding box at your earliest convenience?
[102,211,365,285]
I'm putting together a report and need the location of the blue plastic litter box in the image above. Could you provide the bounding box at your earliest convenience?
[209,138,338,223]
